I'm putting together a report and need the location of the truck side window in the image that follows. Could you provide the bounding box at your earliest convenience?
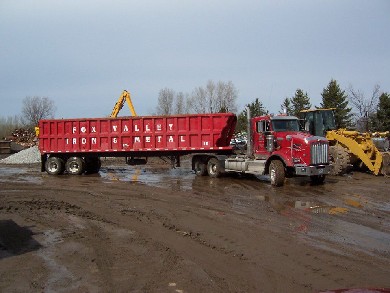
[257,121,270,133]
[257,121,264,132]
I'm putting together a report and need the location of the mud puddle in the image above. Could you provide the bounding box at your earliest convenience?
[0,166,42,184]
[99,164,275,192]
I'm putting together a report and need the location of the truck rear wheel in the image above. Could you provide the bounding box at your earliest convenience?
[65,157,85,175]
[45,157,64,175]
[194,160,207,176]
[269,160,285,187]
[207,158,222,178]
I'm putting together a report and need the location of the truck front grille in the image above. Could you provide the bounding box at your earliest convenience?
[311,142,328,165]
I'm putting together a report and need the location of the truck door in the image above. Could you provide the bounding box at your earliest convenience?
[253,119,271,159]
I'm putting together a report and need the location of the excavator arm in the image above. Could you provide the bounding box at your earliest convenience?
[110,90,137,118]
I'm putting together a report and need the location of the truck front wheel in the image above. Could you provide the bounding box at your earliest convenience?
[269,160,285,187]
[65,157,85,175]
[45,156,65,175]
[207,158,222,178]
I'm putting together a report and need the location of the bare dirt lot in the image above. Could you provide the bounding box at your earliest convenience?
[1,157,389,293]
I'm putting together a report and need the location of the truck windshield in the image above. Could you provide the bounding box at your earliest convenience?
[272,119,300,132]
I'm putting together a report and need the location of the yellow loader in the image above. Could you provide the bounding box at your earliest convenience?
[299,109,390,176]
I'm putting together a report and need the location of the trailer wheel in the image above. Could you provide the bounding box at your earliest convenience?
[310,175,325,184]
[194,160,207,176]
[269,160,285,187]
[85,157,101,174]
[45,157,65,175]
[207,158,222,178]
[65,157,85,175]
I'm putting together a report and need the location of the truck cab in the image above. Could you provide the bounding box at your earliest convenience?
[193,114,331,186]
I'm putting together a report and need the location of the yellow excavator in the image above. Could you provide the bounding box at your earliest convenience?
[110,90,137,117]
[299,108,390,176]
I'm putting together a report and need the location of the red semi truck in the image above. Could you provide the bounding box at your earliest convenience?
[39,112,331,186]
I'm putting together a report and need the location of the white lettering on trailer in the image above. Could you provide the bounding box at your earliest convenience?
[113,125,118,132]
[81,126,86,133]
[157,136,162,142]
[168,124,173,130]
[135,125,140,132]
[134,137,140,143]
[81,138,87,145]
[92,138,97,144]
[113,137,118,143]
[91,126,96,133]
[73,127,77,134]
[146,137,151,143]
[73,138,77,144]
[180,136,185,142]
[66,138,69,144]
[156,124,162,131]
[203,141,209,146]
[145,124,151,132]
[123,125,129,132]
[168,136,174,142]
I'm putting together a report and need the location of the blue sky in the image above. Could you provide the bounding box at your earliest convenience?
[1,0,389,119]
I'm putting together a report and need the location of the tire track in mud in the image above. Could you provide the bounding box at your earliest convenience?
[120,206,248,261]
[0,199,111,224]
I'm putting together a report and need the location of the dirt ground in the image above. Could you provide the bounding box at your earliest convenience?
[0,157,389,293]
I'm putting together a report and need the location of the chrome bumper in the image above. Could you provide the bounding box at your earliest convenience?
[294,164,331,176]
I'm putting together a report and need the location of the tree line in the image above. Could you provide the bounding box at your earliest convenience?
[1,79,389,139]
[156,79,390,133]
[155,80,238,115]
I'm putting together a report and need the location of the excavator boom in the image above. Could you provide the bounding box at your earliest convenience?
[110,90,137,118]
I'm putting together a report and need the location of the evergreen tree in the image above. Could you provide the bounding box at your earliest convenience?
[236,98,268,133]
[291,89,311,117]
[373,92,390,131]
[280,97,293,115]
[320,79,353,128]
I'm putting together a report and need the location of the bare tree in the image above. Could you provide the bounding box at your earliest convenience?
[348,84,381,131]
[156,88,175,115]
[174,92,184,114]
[190,80,238,113]
[206,80,217,113]
[190,86,208,113]
[0,115,21,139]
[22,96,56,127]
[222,81,238,113]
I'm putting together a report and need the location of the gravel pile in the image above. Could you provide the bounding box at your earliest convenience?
[0,146,41,164]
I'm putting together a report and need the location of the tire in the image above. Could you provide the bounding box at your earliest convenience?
[329,145,350,175]
[207,158,222,178]
[65,157,85,175]
[85,157,101,174]
[269,160,285,187]
[310,175,325,184]
[45,157,65,175]
[194,160,207,176]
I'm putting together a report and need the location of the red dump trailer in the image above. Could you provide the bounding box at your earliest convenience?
[39,111,331,186]
[39,113,236,175]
